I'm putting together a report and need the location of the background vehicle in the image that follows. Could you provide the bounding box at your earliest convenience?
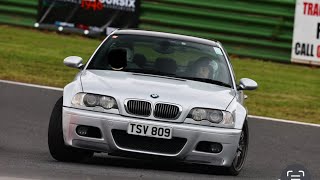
[48,30,257,176]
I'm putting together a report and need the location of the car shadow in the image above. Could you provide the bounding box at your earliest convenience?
[78,153,230,176]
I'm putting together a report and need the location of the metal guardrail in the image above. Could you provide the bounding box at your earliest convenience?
[0,0,295,62]
[0,0,37,27]
[139,0,295,62]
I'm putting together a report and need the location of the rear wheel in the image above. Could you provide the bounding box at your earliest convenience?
[48,96,93,162]
[225,120,249,176]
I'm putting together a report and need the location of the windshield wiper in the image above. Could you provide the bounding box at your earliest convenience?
[176,76,232,88]
[124,68,176,77]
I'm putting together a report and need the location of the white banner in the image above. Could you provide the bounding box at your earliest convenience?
[291,0,320,65]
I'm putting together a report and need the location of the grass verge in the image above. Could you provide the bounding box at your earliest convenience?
[0,25,319,124]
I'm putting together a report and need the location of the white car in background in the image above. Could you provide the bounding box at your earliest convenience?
[48,30,257,176]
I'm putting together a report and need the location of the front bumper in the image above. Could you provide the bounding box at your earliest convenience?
[62,107,242,166]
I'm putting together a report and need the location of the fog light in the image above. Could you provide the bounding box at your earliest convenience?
[76,126,88,136]
[210,143,223,153]
[75,125,102,138]
[196,141,223,153]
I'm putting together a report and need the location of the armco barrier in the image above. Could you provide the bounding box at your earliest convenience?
[0,0,37,27]
[139,0,295,62]
[0,0,295,62]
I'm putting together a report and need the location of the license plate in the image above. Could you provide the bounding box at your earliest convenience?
[127,123,172,139]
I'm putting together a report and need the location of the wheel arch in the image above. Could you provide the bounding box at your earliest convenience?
[226,98,247,130]
[63,77,83,107]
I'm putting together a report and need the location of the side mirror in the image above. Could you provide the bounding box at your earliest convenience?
[63,56,84,69]
[238,78,258,90]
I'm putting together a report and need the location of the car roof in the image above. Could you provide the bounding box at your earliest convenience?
[113,29,219,47]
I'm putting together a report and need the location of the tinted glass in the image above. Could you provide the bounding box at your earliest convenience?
[87,34,232,88]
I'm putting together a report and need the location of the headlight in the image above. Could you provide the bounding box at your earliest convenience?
[99,96,116,109]
[191,109,207,121]
[83,94,99,107]
[188,108,234,126]
[72,93,117,110]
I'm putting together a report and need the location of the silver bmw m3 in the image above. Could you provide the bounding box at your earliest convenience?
[48,30,257,176]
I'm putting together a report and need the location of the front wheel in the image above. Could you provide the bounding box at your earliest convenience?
[48,96,93,162]
[225,120,249,176]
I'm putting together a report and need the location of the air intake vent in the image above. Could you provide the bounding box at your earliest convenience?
[126,100,152,116]
[154,103,180,119]
[112,130,187,154]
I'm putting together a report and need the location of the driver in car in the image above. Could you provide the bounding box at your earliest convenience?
[193,57,216,79]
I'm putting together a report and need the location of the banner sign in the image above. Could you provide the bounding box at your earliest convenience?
[36,0,140,36]
[291,0,320,65]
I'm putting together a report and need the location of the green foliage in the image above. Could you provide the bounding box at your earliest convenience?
[0,25,99,87]
[232,59,320,124]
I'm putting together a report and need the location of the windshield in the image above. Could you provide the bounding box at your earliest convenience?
[87,34,233,88]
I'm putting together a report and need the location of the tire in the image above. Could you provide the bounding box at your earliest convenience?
[48,96,93,162]
[224,120,249,176]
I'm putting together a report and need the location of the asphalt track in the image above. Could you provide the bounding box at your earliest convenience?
[0,81,319,180]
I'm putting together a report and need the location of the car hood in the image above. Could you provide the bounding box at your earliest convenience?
[80,70,236,111]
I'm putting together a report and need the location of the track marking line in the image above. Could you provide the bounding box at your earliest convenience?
[1,79,319,127]
[0,79,63,91]
[248,115,320,128]
[0,177,38,180]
